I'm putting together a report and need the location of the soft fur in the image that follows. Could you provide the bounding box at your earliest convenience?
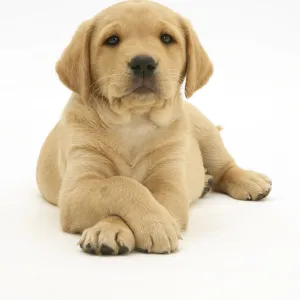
[36,0,272,255]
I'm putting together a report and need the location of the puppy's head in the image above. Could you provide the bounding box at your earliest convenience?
[56,0,213,116]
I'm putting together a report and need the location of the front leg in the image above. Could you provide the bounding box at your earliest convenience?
[144,163,189,230]
[60,149,181,254]
[190,105,272,200]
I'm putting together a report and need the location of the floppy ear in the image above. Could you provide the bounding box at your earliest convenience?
[181,19,213,99]
[56,20,94,101]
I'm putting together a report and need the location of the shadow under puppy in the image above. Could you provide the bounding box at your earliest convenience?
[36,0,272,255]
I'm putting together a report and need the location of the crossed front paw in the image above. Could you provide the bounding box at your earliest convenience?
[131,209,181,254]
[79,218,135,255]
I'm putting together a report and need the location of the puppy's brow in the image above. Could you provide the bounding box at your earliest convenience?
[99,22,122,40]
[156,20,183,42]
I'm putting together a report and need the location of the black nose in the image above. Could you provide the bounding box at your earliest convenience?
[129,55,156,76]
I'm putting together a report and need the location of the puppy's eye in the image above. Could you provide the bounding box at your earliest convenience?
[105,35,120,46]
[160,34,174,44]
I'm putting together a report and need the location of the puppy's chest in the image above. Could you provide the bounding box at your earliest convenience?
[101,120,159,173]
[115,122,157,159]
[101,119,185,180]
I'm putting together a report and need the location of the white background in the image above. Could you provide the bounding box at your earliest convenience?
[0,0,299,299]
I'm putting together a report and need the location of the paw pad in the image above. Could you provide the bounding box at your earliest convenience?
[201,176,213,198]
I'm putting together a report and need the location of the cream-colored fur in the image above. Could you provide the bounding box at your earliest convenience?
[36,0,271,255]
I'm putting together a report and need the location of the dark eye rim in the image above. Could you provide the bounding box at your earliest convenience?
[104,35,120,46]
[160,33,175,44]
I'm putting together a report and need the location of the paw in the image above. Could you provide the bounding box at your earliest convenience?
[215,167,272,201]
[132,209,181,254]
[79,217,135,255]
[201,170,213,198]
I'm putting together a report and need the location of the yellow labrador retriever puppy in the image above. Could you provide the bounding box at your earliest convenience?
[36,0,272,255]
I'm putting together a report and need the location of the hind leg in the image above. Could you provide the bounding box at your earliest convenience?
[186,102,272,201]
[199,125,272,201]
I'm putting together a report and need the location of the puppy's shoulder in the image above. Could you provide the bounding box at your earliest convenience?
[61,94,101,130]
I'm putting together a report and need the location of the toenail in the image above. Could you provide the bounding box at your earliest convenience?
[100,244,114,255]
[136,248,149,253]
[118,246,129,255]
[255,193,265,200]
[84,244,96,255]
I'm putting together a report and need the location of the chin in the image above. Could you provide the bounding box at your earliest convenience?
[120,92,158,113]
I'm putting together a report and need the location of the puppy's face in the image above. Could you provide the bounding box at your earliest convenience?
[90,1,186,111]
[56,0,213,118]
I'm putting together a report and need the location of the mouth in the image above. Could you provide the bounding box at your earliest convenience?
[133,85,154,94]
[121,76,158,98]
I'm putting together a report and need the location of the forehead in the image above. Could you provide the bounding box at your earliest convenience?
[94,1,181,31]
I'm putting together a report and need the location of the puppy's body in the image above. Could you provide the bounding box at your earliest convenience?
[37,1,272,255]
[37,96,205,206]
